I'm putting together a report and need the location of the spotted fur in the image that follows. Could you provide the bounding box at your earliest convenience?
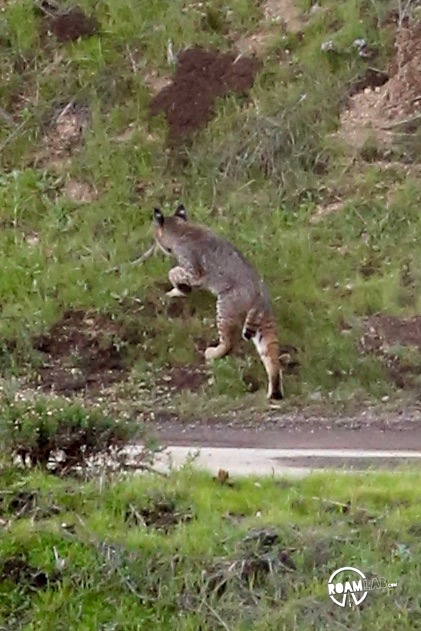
[153,205,284,400]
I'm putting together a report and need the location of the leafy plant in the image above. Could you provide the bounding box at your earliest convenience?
[0,396,139,472]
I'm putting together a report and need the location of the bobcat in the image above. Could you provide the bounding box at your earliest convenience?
[153,205,284,400]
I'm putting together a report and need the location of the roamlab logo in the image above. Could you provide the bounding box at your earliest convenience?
[328,566,397,608]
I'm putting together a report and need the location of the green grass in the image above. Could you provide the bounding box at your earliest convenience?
[0,5,419,628]
[0,0,419,411]
[0,466,420,629]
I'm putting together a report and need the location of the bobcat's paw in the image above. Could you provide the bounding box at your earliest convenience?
[166,287,187,298]
[204,346,219,361]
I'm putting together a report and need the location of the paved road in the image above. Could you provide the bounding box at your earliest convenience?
[149,446,421,477]
[137,420,421,477]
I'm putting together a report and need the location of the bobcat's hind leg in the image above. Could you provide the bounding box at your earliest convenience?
[243,307,284,400]
[204,295,241,361]
[167,266,194,297]
[252,330,284,400]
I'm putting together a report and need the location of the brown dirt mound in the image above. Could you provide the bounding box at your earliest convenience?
[149,46,262,139]
[33,309,132,394]
[45,6,99,43]
[339,21,421,149]
[361,315,421,389]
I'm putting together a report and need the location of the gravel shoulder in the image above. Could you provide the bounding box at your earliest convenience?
[145,405,421,449]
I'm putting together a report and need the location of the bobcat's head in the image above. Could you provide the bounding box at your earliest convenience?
[153,204,188,256]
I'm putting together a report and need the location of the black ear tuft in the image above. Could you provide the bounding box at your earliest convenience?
[153,208,165,226]
[174,204,188,221]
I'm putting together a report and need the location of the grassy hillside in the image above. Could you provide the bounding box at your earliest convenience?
[0,0,420,416]
[1,466,420,629]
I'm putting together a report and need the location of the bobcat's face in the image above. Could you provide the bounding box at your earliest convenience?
[153,205,188,256]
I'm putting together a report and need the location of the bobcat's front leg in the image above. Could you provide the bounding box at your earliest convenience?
[167,266,202,297]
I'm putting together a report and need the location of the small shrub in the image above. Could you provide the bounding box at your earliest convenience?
[0,396,138,473]
[359,134,383,162]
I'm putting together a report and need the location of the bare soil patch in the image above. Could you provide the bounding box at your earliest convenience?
[40,5,99,43]
[235,30,275,57]
[338,21,421,149]
[33,103,90,170]
[0,490,61,521]
[362,315,421,350]
[263,0,304,33]
[361,315,421,389]
[125,497,193,532]
[309,200,345,224]
[235,0,306,56]
[144,70,172,96]
[32,309,134,394]
[149,46,262,140]
[158,365,208,393]
[63,178,98,203]
[0,555,59,590]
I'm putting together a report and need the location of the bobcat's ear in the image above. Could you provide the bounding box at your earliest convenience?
[153,208,165,226]
[174,204,188,222]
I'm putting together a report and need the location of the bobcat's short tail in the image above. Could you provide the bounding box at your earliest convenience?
[242,308,284,400]
[242,307,260,341]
